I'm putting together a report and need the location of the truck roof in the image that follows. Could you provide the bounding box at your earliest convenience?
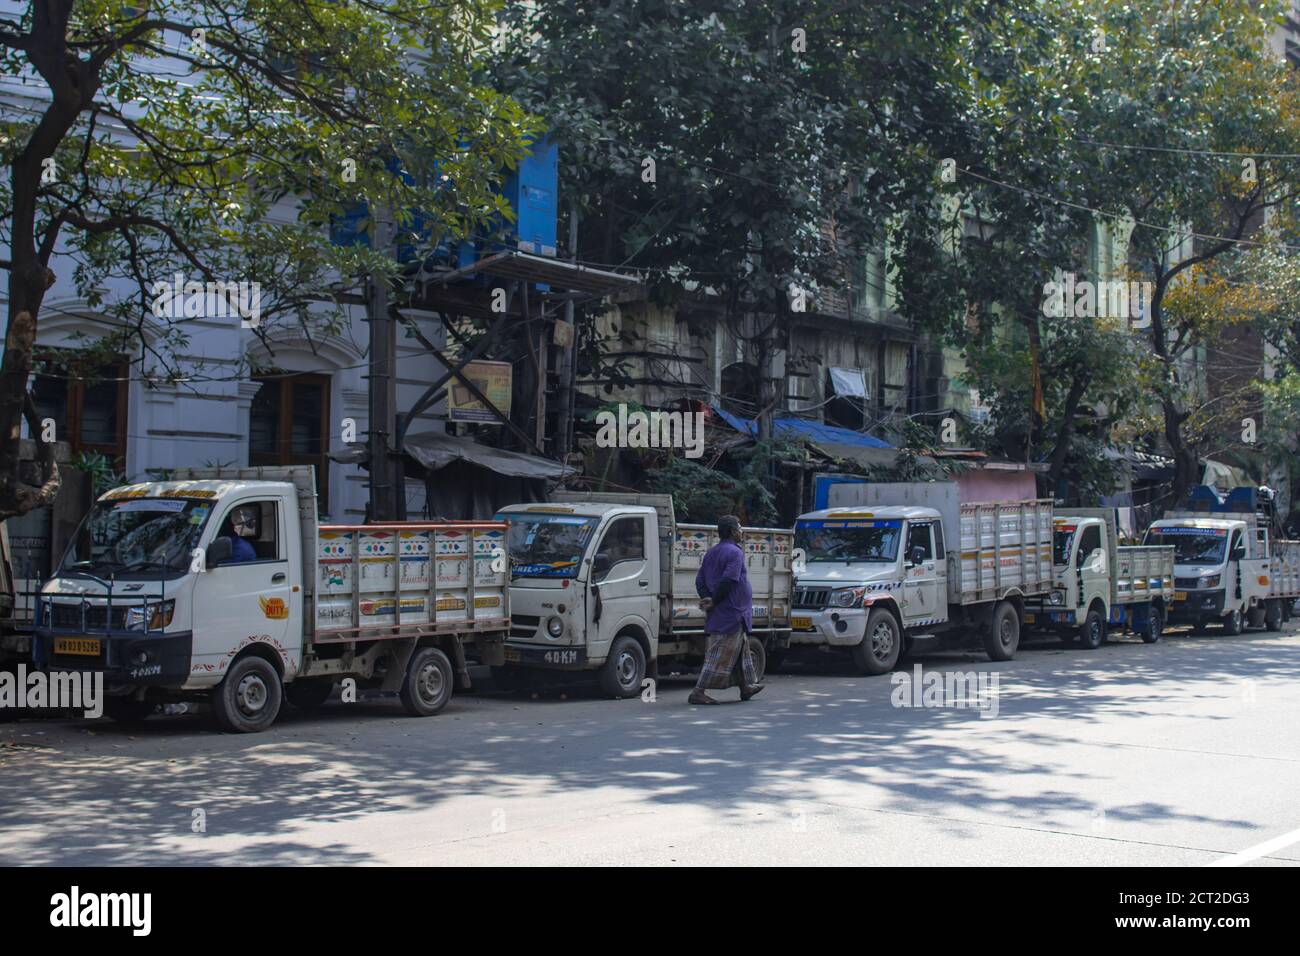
[1149,516,1247,530]
[98,478,293,504]
[797,505,940,522]
[498,502,656,519]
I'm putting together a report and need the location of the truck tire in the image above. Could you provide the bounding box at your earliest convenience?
[1078,606,1108,650]
[851,608,902,675]
[285,678,333,710]
[983,602,1020,661]
[213,656,283,733]
[746,636,767,682]
[1141,606,1163,644]
[399,647,454,716]
[1222,607,1244,636]
[104,696,156,725]
[598,635,646,698]
[1264,599,1283,632]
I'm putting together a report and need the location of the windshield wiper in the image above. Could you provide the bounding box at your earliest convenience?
[120,559,173,574]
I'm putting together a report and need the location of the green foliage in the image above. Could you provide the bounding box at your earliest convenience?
[69,450,126,496]
[645,437,803,527]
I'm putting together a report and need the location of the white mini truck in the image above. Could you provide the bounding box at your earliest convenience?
[494,493,793,696]
[1145,504,1300,635]
[1025,509,1175,648]
[32,466,510,732]
[791,482,1054,673]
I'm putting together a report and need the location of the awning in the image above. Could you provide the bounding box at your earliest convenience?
[330,431,576,480]
[710,405,893,449]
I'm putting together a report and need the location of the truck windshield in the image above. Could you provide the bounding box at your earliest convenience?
[1053,527,1075,566]
[1144,527,1227,565]
[496,512,599,578]
[796,520,901,563]
[58,497,215,579]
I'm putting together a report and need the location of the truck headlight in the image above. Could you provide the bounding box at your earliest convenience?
[125,600,175,632]
[1049,590,1064,606]
[1201,574,1220,588]
[546,615,564,637]
[832,588,864,608]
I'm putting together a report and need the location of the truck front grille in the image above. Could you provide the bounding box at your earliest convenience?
[510,613,540,639]
[47,602,132,631]
[1175,577,1202,590]
[793,587,830,610]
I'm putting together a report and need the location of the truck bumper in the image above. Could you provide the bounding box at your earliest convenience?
[789,607,868,647]
[32,630,193,686]
[1024,605,1081,628]
[1166,589,1227,623]
[501,640,590,670]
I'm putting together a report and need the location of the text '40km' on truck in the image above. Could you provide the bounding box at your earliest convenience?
[31,466,510,732]
[1144,486,1300,635]
[791,481,1054,673]
[493,492,793,696]
[1024,509,1175,648]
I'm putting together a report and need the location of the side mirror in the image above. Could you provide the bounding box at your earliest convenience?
[910,546,927,566]
[206,536,233,570]
[1087,548,1106,573]
[592,552,611,579]
[1231,546,1246,561]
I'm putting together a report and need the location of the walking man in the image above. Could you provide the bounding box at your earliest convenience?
[689,515,764,705]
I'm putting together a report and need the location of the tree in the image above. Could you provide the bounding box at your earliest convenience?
[0,0,534,518]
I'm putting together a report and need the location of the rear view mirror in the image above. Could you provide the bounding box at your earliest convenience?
[592,553,611,579]
[910,546,927,566]
[206,536,233,570]
[1231,546,1246,561]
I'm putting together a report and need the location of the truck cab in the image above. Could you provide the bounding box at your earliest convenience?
[1145,516,1260,634]
[791,506,947,673]
[495,501,660,696]
[1039,516,1111,629]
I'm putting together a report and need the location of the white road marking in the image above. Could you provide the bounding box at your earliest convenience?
[1206,825,1300,866]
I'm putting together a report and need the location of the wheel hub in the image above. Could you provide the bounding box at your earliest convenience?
[418,663,444,702]
[236,674,268,715]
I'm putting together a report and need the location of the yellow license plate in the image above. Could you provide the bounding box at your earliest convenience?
[792,616,813,630]
[504,647,521,663]
[54,637,101,656]
[1024,613,1036,624]
[1174,591,1187,602]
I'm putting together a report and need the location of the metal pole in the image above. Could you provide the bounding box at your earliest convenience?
[557,202,579,457]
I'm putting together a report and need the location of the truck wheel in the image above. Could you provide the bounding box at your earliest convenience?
[1141,607,1163,644]
[746,637,767,682]
[104,697,156,724]
[1222,607,1244,636]
[851,608,902,675]
[983,602,1020,661]
[400,647,454,716]
[213,656,283,733]
[599,635,646,698]
[285,678,333,710]
[1264,600,1283,632]
[1078,607,1107,650]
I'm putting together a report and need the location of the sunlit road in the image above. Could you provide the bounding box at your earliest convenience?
[3,626,1300,866]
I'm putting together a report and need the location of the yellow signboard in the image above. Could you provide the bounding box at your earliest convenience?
[448,360,512,424]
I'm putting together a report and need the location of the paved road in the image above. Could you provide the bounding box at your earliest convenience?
[2,626,1300,866]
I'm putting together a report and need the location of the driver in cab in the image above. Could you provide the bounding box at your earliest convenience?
[221,505,260,563]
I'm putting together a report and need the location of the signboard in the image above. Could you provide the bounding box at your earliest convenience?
[448,360,512,424]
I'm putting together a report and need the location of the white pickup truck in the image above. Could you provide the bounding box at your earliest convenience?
[493,492,793,696]
[1146,509,1299,634]
[791,481,1054,672]
[1025,509,1175,648]
[31,466,509,732]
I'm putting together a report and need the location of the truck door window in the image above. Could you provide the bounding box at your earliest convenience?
[1077,525,1101,567]
[905,522,933,563]
[1229,530,1242,559]
[216,500,280,563]
[595,517,645,581]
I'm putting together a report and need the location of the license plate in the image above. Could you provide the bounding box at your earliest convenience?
[1174,591,1187,602]
[54,637,101,656]
[792,616,813,630]
[1024,613,1036,625]
[504,647,522,663]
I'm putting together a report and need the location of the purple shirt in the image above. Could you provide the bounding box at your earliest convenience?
[695,539,752,635]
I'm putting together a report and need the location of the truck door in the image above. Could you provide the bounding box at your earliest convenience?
[901,520,940,624]
[1077,523,1106,608]
[190,497,297,681]
[1227,528,1245,607]
[588,514,653,662]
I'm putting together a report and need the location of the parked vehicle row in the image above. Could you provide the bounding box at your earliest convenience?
[7,468,1297,733]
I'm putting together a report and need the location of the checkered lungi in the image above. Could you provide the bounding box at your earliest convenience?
[695,628,758,690]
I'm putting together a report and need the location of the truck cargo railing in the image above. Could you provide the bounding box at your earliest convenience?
[1114,546,1175,602]
[1269,540,1300,599]
[955,498,1054,604]
[311,521,510,643]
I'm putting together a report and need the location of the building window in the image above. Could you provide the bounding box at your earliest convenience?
[30,355,128,470]
[249,373,330,512]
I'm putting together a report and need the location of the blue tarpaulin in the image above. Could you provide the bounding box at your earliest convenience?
[710,406,893,449]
